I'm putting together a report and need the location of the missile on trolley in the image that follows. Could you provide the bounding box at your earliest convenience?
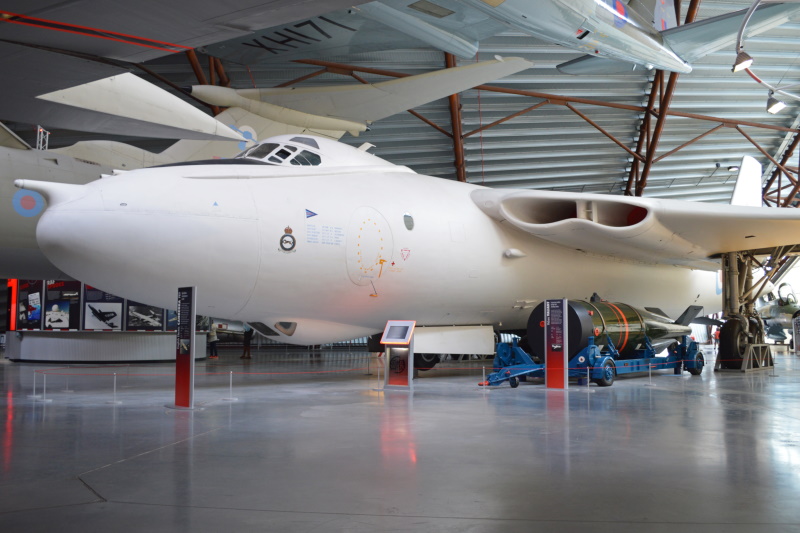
[527,300,703,361]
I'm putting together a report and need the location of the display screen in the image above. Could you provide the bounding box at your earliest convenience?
[381,320,415,344]
[386,325,409,340]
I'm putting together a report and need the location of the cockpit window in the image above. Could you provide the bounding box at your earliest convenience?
[237,143,279,160]
[290,137,319,149]
[236,141,321,166]
[289,150,322,166]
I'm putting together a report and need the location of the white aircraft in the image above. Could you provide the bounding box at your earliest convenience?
[1,57,530,279]
[206,0,800,75]
[17,134,800,361]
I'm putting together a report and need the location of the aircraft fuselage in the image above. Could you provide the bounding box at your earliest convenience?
[28,147,720,345]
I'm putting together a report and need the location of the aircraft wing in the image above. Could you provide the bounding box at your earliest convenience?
[204,0,508,64]
[0,0,365,137]
[471,188,800,270]
[0,122,30,150]
[661,2,800,65]
[231,57,532,124]
[558,2,800,75]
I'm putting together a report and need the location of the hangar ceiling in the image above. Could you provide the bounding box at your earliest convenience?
[6,0,800,205]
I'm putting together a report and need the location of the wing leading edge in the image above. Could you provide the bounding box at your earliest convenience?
[471,188,800,270]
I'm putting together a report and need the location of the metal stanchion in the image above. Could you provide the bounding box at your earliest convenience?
[62,369,74,393]
[581,365,594,393]
[222,371,238,402]
[644,361,657,387]
[106,372,122,405]
[28,371,42,400]
[36,373,53,403]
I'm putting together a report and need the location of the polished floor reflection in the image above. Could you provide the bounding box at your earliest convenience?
[2,346,800,532]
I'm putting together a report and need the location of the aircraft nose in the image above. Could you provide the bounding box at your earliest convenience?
[33,175,262,316]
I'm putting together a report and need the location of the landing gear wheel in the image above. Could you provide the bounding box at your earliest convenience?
[687,352,705,376]
[414,353,440,371]
[593,360,615,387]
[719,319,748,370]
[509,376,520,388]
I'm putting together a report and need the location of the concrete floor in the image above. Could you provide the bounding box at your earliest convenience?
[1,345,800,532]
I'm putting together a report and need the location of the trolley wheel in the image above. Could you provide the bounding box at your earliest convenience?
[593,360,615,387]
[687,352,705,376]
[509,376,520,388]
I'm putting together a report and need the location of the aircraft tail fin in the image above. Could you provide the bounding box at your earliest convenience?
[661,3,800,65]
[729,155,763,207]
[675,305,704,326]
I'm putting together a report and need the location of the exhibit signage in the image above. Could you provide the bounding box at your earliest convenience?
[16,280,43,330]
[545,298,568,389]
[44,280,81,330]
[83,285,124,331]
[380,320,416,391]
[174,286,197,408]
[126,300,164,331]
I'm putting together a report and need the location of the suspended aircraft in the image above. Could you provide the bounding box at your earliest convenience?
[0,0,368,138]
[16,134,800,365]
[205,0,800,75]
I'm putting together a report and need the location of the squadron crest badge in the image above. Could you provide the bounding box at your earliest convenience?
[280,226,297,253]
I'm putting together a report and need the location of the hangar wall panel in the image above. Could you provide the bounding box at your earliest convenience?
[5,332,207,362]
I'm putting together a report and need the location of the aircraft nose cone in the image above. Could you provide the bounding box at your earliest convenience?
[34,175,262,316]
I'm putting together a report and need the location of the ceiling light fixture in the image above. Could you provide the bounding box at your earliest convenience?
[767,92,787,114]
[727,166,740,172]
[732,50,754,72]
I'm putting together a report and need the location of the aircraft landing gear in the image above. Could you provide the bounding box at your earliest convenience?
[718,317,749,369]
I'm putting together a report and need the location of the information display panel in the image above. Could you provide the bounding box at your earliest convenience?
[381,320,416,391]
[126,300,164,331]
[83,285,123,331]
[16,280,43,330]
[545,299,568,389]
[44,280,82,330]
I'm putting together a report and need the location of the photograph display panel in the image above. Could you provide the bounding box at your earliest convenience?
[44,280,82,330]
[125,300,164,331]
[83,285,124,331]
[16,280,43,330]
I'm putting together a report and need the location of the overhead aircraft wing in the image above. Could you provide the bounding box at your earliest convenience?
[558,2,800,75]
[0,0,366,137]
[0,122,30,150]
[57,57,533,168]
[204,0,508,64]
[661,2,800,65]
[227,57,532,124]
[471,188,800,271]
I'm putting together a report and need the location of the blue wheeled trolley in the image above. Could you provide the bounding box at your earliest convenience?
[481,334,704,388]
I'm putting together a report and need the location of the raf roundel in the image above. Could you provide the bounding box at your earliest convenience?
[13,189,45,218]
